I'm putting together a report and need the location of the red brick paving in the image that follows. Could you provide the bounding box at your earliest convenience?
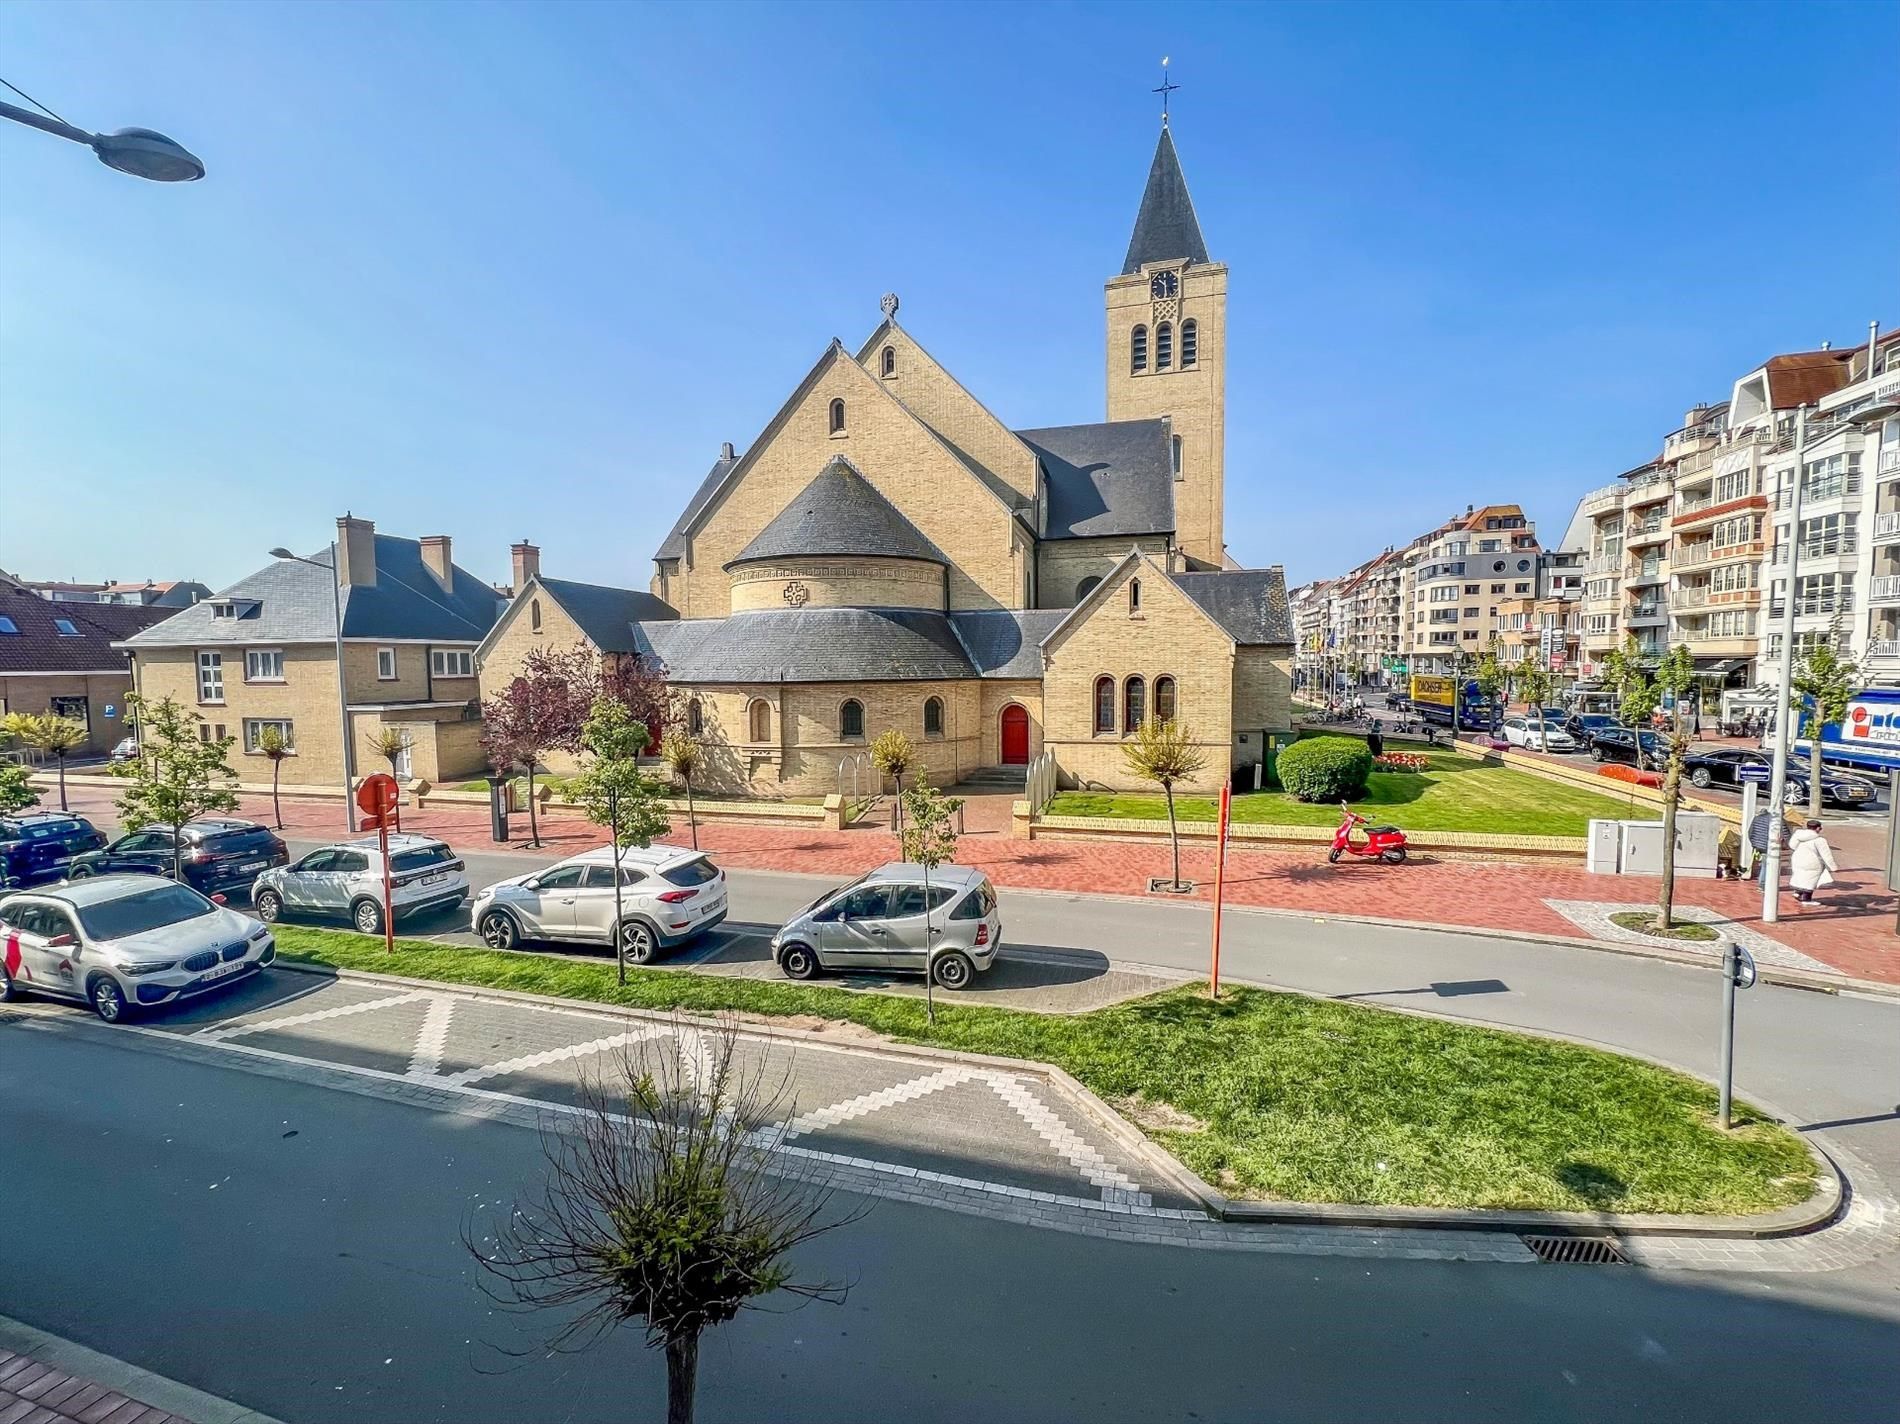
[0,1349,193,1424]
[50,781,1899,986]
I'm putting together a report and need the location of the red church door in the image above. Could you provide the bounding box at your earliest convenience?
[1000,705,1030,766]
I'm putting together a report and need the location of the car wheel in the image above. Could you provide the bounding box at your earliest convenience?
[67,863,94,878]
[619,919,657,965]
[89,976,130,1024]
[1,968,21,1003]
[1591,747,1606,762]
[1381,847,1408,865]
[1690,768,1713,789]
[778,942,818,980]
[478,910,520,951]
[931,950,975,990]
[352,899,385,936]
[255,890,284,923]
[1782,782,1804,806]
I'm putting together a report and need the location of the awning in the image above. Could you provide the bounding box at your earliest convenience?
[1694,658,1745,675]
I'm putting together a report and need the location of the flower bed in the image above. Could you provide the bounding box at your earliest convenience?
[1599,763,1664,788]
[1373,753,1429,773]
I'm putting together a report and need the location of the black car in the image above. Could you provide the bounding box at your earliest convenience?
[0,812,108,888]
[67,818,289,896]
[1683,747,1876,808]
[1565,712,1623,744]
[1589,726,1671,769]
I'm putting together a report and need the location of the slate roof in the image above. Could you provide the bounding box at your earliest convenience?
[654,445,744,561]
[634,608,976,683]
[122,536,505,648]
[1168,569,1293,645]
[0,585,168,673]
[949,609,1067,679]
[1123,126,1210,275]
[538,578,677,654]
[1016,420,1176,539]
[726,460,947,567]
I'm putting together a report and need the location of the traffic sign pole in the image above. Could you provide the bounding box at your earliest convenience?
[378,816,394,953]
[1209,783,1231,1000]
[1716,940,1756,1131]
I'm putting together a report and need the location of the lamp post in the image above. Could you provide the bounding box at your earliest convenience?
[270,547,357,831]
[1,100,204,182]
[1759,405,1808,924]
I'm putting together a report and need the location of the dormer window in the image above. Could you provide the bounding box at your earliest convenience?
[828,398,846,435]
[211,602,235,619]
[53,618,81,636]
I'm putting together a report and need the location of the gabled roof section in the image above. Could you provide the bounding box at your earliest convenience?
[1169,568,1293,646]
[0,585,166,673]
[1038,547,1234,655]
[654,445,743,561]
[948,609,1067,679]
[1017,419,1176,539]
[474,577,677,658]
[727,458,948,568]
[1758,349,1856,409]
[1122,125,1210,275]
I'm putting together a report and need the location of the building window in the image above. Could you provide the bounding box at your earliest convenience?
[1131,325,1148,373]
[1076,575,1102,602]
[376,647,397,680]
[1093,676,1115,735]
[686,698,704,736]
[211,603,236,620]
[839,698,864,739]
[1180,319,1197,368]
[749,699,771,742]
[530,598,542,632]
[196,651,224,704]
[1128,578,1141,614]
[1155,322,1173,370]
[243,719,294,754]
[53,618,81,636]
[923,696,944,738]
[828,398,846,434]
[1155,675,1177,723]
[881,346,895,377]
[0,616,16,634]
[1171,435,1184,480]
[1124,676,1146,732]
[431,649,474,678]
[244,649,284,682]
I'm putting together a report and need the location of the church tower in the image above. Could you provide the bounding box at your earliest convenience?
[1105,123,1227,569]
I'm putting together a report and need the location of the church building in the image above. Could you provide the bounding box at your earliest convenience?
[477,123,1292,797]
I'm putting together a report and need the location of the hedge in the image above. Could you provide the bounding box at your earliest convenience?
[1276,735,1374,803]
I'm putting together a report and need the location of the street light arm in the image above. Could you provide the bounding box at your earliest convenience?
[0,99,93,146]
[2,99,203,181]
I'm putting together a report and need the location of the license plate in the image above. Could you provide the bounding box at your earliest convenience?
[199,960,245,982]
[421,872,448,886]
[238,860,266,872]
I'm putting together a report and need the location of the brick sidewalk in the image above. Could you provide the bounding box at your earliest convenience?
[0,1348,195,1423]
[47,781,1900,986]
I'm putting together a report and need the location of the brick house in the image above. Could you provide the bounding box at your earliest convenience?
[0,574,169,754]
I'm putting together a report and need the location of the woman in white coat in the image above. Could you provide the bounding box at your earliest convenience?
[1788,820,1838,906]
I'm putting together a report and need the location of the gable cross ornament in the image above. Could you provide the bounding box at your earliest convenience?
[1153,56,1179,126]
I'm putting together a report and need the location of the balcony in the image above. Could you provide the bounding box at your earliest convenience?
[1626,520,1669,547]
[1580,483,1625,516]
[1624,563,1667,587]
[1674,584,1709,608]
[1873,576,1900,606]
[1674,492,1767,530]
[1875,511,1900,544]
[1771,595,1859,618]
[1626,604,1666,625]
[1867,639,1900,661]
[1883,449,1900,474]
[1781,473,1863,508]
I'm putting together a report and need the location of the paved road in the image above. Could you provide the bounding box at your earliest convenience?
[4,1024,1895,1424]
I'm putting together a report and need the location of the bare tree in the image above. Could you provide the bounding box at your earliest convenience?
[467,1018,861,1424]
[1121,717,1208,893]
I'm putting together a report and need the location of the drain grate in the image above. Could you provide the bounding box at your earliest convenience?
[1520,1234,1629,1265]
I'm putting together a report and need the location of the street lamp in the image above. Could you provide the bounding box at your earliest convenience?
[270,547,358,831]
[1,99,204,182]
[1758,405,1809,923]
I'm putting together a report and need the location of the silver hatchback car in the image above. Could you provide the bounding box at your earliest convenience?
[252,833,469,935]
[771,863,1000,989]
[0,874,275,1022]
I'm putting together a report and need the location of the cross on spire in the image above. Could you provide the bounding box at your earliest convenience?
[1153,56,1179,126]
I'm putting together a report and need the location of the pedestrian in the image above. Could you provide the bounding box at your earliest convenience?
[1367,723,1385,760]
[1746,809,1779,883]
[1788,820,1838,907]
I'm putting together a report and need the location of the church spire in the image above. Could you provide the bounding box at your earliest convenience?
[1121,124,1209,276]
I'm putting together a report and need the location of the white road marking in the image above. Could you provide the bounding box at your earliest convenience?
[781,1065,984,1138]
[197,991,429,1041]
[441,1025,670,1087]
[985,1074,1149,1200]
[406,994,455,1077]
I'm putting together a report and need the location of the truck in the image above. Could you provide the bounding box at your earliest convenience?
[1406,675,1494,731]
[1763,686,1900,778]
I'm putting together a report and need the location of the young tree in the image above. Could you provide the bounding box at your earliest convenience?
[1475,639,1510,716]
[255,723,292,830]
[1789,625,1859,821]
[1515,656,1557,750]
[658,729,702,851]
[1600,637,1699,929]
[482,670,583,849]
[0,761,40,814]
[364,724,415,779]
[571,698,671,983]
[8,714,89,811]
[467,1019,860,1424]
[110,694,239,882]
[1122,717,1209,893]
[869,729,916,833]
[900,773,964,1025]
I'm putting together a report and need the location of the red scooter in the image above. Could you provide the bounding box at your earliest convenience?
[1329,802,1408,865]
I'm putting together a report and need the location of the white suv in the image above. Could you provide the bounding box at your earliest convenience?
[252,834,469,935]
[471,844,727,962]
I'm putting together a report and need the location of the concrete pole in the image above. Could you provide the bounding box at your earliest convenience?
[1760,406,1808,923]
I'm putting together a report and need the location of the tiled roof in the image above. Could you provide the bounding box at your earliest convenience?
[1123,125,1210,275]
[727,459,947,567]
[1016,420,1176,540]
[1168,568,1293,645]
[654,445,744,561]
[1761,349,1856,409]
[635,608,976,683]
[537,578,677,654]
[0,586,167,673]
[949,609,1067,679]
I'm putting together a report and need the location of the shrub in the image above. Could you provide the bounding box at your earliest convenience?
[1277,736,1374,803]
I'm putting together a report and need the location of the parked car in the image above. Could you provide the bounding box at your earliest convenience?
[1682,747,1877,808]
[107,736,140,763]
[0,812,107,888]
[1563,712,1623,744]
[253,833,468,935]
[0,874,275,1022]
[771,863,1001,990]
[1589,726,1670,769]
[1499,716,1578,753]
[67,818,288,897]
[470,843,727,961]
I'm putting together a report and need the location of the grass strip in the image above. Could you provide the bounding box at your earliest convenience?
[1609,910,1722,943]
[271,925,1815,1215]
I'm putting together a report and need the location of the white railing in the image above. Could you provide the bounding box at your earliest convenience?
[1024,749,1058,815]
[1871,576,1900,605]
[1581,483,1624,513]
[1867,639,1900,660]
[837,753,872,803]
[1876,511,1900,541]
[1674,585,1709,608]
[1883,449,1900,473]
[1585,555,1621,575]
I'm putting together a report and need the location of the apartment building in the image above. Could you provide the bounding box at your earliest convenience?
[1403,505,1542,676]
[7,576,211,608]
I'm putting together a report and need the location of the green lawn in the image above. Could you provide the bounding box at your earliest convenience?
[271,926,1814,1214]
[1048,748,1651,837]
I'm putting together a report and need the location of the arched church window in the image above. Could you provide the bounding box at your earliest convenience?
[1093,676,1115,735]
[1155,323,1173,371]
[687,699,704,736]
[1181,319,1198,369]
[1124,676,1146,733]
[829,398,846,434]
[881,346,896,377]
[923,696,944,738]
[749,699,771,742]
[1130,325,1148,374]
[530,598,541,632]
[1155,676,1177,723]
[1076,575,1102,602]
[840,699,865,739]
[1128,578,1141,614]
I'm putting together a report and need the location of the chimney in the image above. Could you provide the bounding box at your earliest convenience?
[511,540,541,594]
[420,535,453,590]
[336,515,377,587]
[720,441,735,461]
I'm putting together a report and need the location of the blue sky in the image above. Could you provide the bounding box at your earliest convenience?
[3,0,1895,592]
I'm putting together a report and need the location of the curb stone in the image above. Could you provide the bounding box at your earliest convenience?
[0,1310,286,1424]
